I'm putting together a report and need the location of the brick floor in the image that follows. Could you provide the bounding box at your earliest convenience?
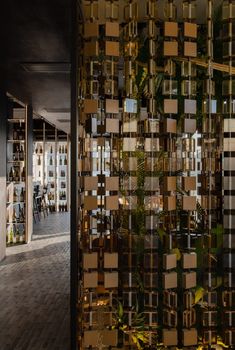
[0,213,70,350]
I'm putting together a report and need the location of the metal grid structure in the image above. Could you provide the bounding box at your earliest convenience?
[71,0,234,348]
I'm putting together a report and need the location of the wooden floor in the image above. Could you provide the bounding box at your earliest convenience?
[0,213,70,350]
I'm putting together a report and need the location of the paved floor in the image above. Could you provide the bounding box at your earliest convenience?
[0,213,70,350]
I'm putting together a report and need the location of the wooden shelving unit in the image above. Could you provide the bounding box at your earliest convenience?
[44,141,56,212]
[33,141,44,186]
[6,106,27,245]
[33,120,70,213]
[56,141,68,212]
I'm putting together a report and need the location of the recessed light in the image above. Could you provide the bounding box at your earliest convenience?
[21,62,70,73]
[44,108,70,113]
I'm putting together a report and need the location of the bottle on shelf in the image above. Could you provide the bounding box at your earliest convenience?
[19,145,24,161]
[49,156,53,166]
[59,156,62,166]
[64,156,67,166]
[38,155,41,166]
[65,145,67,154]
[12,208,17,223]
[15,168,20,182]
[9,167,13,182]
[59,145,61,154]
[12,227,17,244]
[13,188,18,202]
[19,228,24,242]
[9,227,14,244]
[40,145,43,153]
[19,206,25,223]
[20,188,25,202]
[15,146,20,161]
[21,167,25,182]
[39,170,41,178]
[13,128,18,140]
[18,125,24,141]
[50,145,53,154]
[13,168,16,181]
[16,227,20,243]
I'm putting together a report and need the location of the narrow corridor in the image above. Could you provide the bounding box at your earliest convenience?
[0,213,70,350]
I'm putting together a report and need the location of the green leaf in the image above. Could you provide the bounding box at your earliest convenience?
[215,276,223,289]
[216,337,229,348]
[118,300,124,318]
[194,286,205,304]
[171,248,181,261]
[157,228,166,242]
[212,224,224,248]
[212,224,223,236]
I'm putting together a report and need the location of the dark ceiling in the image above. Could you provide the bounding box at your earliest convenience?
[1,0,71,133]
[0,0,222,135]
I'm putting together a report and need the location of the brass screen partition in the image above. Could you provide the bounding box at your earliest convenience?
[71,0,234,349]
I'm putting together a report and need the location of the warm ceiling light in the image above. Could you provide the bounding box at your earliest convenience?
[21,62,70,73]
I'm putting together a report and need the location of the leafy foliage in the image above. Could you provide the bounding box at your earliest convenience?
[113,301,159,350]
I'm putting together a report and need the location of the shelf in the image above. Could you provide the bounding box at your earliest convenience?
[32,139,69,213]
[7,222,25,225]
[7,241,26,247]
[6,105,29,247]
[7,201,25,206]
[7,181,25,185]
[7,140,25,143]
[7,119,25,123]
